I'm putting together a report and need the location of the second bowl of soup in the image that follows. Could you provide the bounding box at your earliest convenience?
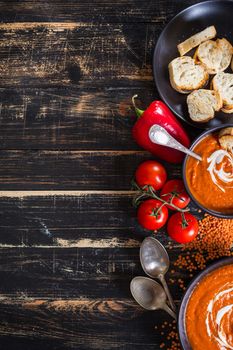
[183,125,233,218]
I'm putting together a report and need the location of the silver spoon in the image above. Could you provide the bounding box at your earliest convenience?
[140,236,176,312]
[149,124,202,161]
[130,276,177,320]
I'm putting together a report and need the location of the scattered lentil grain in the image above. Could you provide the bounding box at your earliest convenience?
[175,214,233,271]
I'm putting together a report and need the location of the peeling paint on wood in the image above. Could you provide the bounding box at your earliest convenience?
[55,237,140,248]
[0,238,141,249]
[0,22,88,30]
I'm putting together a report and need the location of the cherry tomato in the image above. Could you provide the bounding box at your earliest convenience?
[135,160,167,191]
[167,212,198,244]
[137,199,168,231]
[160,179,190,210]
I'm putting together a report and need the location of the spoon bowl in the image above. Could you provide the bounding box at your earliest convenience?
[149,124,202,161]
[140,236,169,277]
[130,276,176,319]
[130,276,166,310]
[140,237,176,311]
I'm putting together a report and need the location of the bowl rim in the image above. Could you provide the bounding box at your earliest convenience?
[178,256,233,350]
[182,124,233,219]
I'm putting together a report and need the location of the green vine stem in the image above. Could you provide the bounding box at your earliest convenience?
[132,180,190,213]
[181,211,189,228]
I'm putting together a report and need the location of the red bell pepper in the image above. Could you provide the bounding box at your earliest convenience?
[132,96,190,164]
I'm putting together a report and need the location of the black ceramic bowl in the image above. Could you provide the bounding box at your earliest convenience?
[182,124,233,219]
[178,257,233,350]
[153,0,233,128]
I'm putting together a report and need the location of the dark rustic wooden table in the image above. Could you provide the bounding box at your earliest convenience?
[0,1,204,349]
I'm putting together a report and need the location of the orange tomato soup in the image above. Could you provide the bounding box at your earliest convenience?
[185,133,233,213]
[186,264,233,350]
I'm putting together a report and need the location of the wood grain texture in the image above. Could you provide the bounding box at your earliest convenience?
[0,245,191,298]
[0,20,157,149]
[0,23,155,85]
[0,193,201,247]
[0,20,156,150]
[0,0,202,23]
[0,0,205,349]
[0,192,199,348]
[0,21,194,150]
[0,298,170,350]
[0,150,181,189]
[0,86,153,149]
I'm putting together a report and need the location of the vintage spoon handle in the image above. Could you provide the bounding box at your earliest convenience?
[159,274,176,312]
[163,303,177,320]
[149,124,202,162]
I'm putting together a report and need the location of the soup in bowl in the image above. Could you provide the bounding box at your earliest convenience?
[178,258,233,350]
[183,125,233,218]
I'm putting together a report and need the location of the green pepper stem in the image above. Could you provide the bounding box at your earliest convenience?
[132,95,144,119]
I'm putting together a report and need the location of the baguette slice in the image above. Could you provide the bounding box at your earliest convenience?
[177,26,216,56]
[219,136,233,151]
[221,107,233,114]
[195,38,233,74]
[187,89,222,122]
[218,39,233,71]
[219,135,233,151]
[219,127,233,137]
[168,56,209,94]
[218,128,233,151]
[212,72,233,112]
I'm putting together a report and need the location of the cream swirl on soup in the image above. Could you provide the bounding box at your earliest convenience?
[186,265,233,350]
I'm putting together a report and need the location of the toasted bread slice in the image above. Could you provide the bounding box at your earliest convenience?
[212,72,233,111]
[219,127,233,137]
[168,56,209,94]
[219,128,233,151]
[218,39,233,71]
[219,134,233,152]
[177,26,217,56]
[187,89,222,122]
[195,40,221,74]
[221,107,233,114]
[195,38,233,74]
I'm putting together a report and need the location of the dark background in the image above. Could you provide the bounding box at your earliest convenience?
[0,1,203,349]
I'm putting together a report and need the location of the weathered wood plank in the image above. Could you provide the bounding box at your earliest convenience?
[0,0,203,23]
[0,2,205,349]
[0,246,194,299]
[0,193,201,247]
[0,23,156,86]
[0,150,181,189]
[0,247,142,298]
[0,298,169,350]
[0,23,195,150]
[0,86,155,149]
